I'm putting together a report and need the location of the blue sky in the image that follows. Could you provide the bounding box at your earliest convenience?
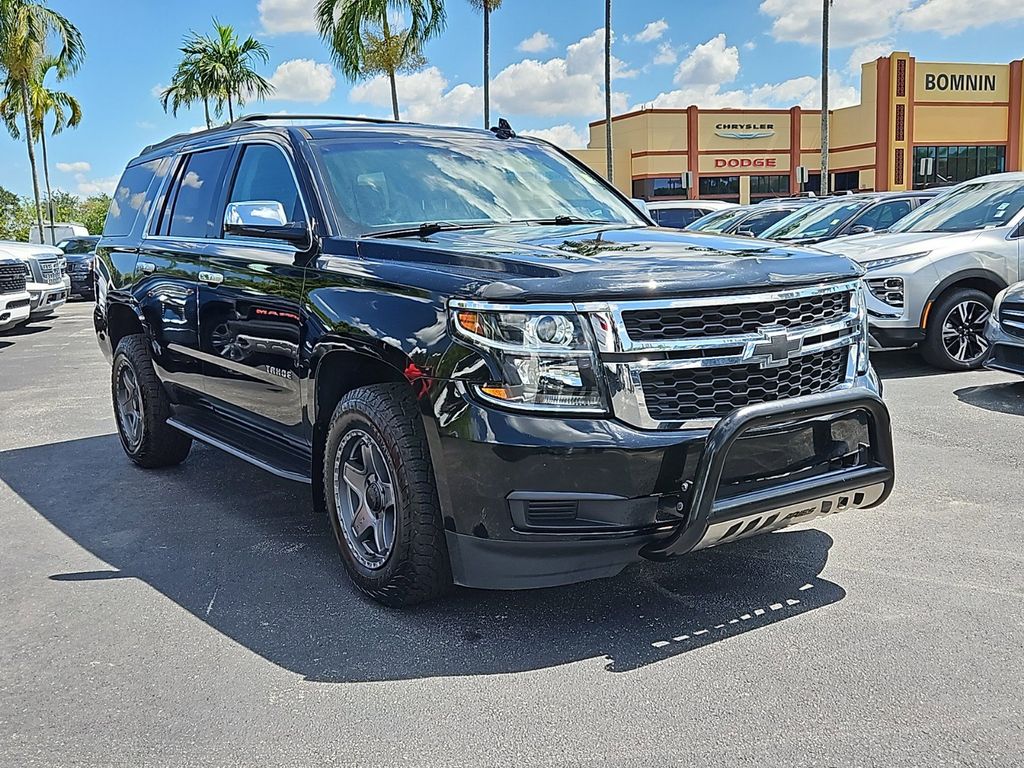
[3,0,1024,198]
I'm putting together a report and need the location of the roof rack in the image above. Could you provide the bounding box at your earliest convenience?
[237,113,406,126]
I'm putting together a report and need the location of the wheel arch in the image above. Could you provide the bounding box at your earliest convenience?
[922,269,1006,328]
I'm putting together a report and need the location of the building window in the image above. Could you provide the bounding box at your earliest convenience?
[833,171,861,192]
[749,174,790,198]
[631,177,689,200]
[698,175,740,200]
[912,145,1006,189]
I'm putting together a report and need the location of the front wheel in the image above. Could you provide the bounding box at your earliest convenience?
[323,383,451,606]
[920,288,992,371]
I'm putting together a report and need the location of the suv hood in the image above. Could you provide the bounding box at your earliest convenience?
[352,224,862,301]
[823,230,981,264]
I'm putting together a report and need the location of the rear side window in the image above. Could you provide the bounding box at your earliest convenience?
[227,144,305,226]
[736,208,794,236]
[164,148,232,238]
[852,199,913,231]
[654,208,704,228]
[103,159,162,236]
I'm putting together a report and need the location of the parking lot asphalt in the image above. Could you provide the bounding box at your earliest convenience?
[1,301,1023,767]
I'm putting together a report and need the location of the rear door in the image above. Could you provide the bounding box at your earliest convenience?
[195,139,309,442]
[137,145,234,404]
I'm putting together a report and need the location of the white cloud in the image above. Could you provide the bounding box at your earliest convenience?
[517,31,554,54]
[744,40,757,51]
[150,83,166,99]
[349,29,633,124]
[846,40,893,76]
[902,0,1024,35]
[56,161,91,174]
[350,67,481,125]
[674,34,739,87]
[653,42,677,66]
[521,124,588,148]
[258,0,317,34]
[759,0,911,47]
[630,19,668,44]
[75,174,118,197]
[266,59,336,103]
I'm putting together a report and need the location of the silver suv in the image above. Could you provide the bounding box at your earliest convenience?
[825,173,1024,370]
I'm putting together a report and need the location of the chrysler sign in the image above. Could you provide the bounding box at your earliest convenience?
[715,123,776,140]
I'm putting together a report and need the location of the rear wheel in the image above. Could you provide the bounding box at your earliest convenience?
[323,383,451,606]
[920,288,992,371]
[111,334,192,467]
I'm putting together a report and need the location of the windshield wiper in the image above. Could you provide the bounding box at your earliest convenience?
[368,221,498,238]
[517,216,630,227]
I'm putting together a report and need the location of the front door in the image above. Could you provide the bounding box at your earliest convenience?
[196,141,309,441]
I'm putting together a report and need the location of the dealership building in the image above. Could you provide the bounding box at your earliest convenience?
[572,52,1024,205]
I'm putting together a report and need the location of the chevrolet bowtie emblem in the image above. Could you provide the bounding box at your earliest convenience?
[751,329,802,368]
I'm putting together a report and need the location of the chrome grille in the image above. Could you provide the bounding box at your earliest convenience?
[581,280,862,429]
[0,263,26,294]
[640,349,848,421]
[38,258,62,285]
[999,301,1024,339]
[623,291,851,341]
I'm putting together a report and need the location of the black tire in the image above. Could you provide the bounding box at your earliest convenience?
[323,383,451,606]
[920,287,993,371]
[111,334,192,468]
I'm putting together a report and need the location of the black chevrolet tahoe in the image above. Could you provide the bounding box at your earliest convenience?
[93,115,895,606]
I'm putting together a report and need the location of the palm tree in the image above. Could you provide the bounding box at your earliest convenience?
[161,41,215,129]
[468,0,501,129]
[603,0,613,183]
[317,0,446,121]
[0,0,84,241]
[0,54,82,243]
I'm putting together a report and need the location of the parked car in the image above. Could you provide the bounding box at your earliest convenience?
[984,282,1024,374]
[825,172,1024,370]
[647,200,737,229]
[29,221,89,245]
[686,199,818,237]
[94,115,894,606]
[0,241,69,321]
[758,190,941,245]
[57,235,101,299]
[0,257,31,332]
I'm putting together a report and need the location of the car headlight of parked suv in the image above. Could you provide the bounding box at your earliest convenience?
[451,302,606,413]
[863,251,931,272]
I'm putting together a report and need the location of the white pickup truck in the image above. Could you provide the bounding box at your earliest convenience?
[0,241,70,321]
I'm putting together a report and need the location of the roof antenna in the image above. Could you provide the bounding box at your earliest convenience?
[490,118,516,139]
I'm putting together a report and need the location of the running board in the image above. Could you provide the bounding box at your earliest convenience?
[167,415,312,484]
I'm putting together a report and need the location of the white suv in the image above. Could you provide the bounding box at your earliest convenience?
[0,240,70,320]
[825,173,1024,370]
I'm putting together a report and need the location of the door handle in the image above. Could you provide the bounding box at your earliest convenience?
[137,261,156,274]
[198,271,224,286]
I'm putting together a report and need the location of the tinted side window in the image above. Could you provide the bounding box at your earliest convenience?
[853,199,913,231]
[103,159,162,236]
[737,208,793,236]
[227,144,305,226]
[656,208,703,228]
[166,148,232,238]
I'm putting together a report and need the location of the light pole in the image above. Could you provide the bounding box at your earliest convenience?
[604,0,613,184]
[820,0,832,196]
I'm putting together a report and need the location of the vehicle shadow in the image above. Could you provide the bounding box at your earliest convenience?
[0,322,52,337]
[872,349,934,380]
[955,380,1024,417]
[1,435,846,683]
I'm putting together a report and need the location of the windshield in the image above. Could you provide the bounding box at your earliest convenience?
[890,179,1024,233]
[760,200,868,240]
[57,237,98,254]
[686,207,751,232]
[313,136,645,236]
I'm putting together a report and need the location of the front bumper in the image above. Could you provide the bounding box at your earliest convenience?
[983,316,1024,374]
[426,376,895,590]
[68,270,94,296]
[0,290,31,331]
[27,279,68,317]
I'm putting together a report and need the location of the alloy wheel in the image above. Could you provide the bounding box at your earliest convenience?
[940,299,990,364]
[115,364,145,450]
[333,429,397,570]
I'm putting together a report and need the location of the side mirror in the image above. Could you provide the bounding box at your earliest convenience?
[224,201,309,245]
[629,197,652,218]
[848,224,874,235]
[737,229,756,238]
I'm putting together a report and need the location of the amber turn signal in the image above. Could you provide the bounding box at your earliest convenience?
[456,310,483,335]
[480,385,512,400]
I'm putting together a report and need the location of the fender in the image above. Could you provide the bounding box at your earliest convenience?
[923,268,1008,326]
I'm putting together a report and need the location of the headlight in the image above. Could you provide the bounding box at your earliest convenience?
[451,303,606,413]
[863,251,931,272]
[991,287,1008,320]
[854,284,870,375]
